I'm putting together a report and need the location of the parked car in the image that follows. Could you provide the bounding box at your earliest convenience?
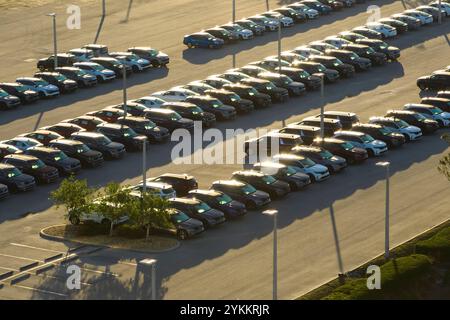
[81,44,109,57]
[308,55,355,78]
[0,89,21,110]
[220,23,254,40]
[266,65,321,90]
[355,38,400,61]
[404,103,450,128]
[55,67,98,87]
[0,163,35,192]
[204,89,254,113]
[368,116,423,142]
[253,161,312,188]
[297,116,343,137]
[273,7,307,22]
[260,11,294,27]
[333,130,388,156]
[34,72,78,93]
[188,189,247,219]
[211,180,271,210]
[271,154,330,182]
[90,57,131,78]
[62,116,106,131]
[0,183,9,199]
[70,131,126,159]
[291,61,340,83]
[240,78,289,102]
[132,180,176,199]
[324,49,372,71]
[68,198,129,226]
[364,22,397,38]
[420,97,450,112]
[416,5,445,21]
[338,30,368,42]
[144,108,194,132]
[2,154,59,184]
[316,111,360,129]
[203,28,238,43]
[402,9,433,25]
[300,0,332,15]
[109,52,151,73]
[0,83,39,104]
[20,130,63,146]
[278,124,321,145]
[40,123,85,139]
[185,96,237,120]
[390,13,421,30]
[48,139,104,168]
[152,88,198,102]
[130,96,166,109]
[235,20,265,36]
[25,146,81,175]
[437,91,450,99]
[109,102,150,117]
[202,76,233,89]
[87,107,125,124]
[341,43,387,66]
[291,46,323,58]
[231,170,290,199]
[96,123,147,151]
[127,47,170,67]
[351,26,383,39]
[183,32,225,49]
[36,54,76,71]
[162,102,216,127]
[67,48,94,62]
[73,62,116,82]
[169,197,226,228]
[377,18,409,34]
[287,3,320,19]
[2,137,43,151]
[0,144,23,160]
[351,123,406,148]
[323,36,353,49]
[385,110,439,134]
[257,72,306,96]
[417,72,450,91]
[151,207,204,240]
[150,173,198,197]
[312,138,368,164]
[245,132,302,157]
[429,1,450,16]
[182,81,216,95]
[290,145,347,173]
[15,77,60,98]
[117,116,170,143]
[222,83,271,108]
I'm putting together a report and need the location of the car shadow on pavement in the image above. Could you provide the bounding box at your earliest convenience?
[181,0,397,65]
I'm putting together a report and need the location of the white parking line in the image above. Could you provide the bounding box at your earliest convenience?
[0,253,41,262]
[0,266,18,272]
[13,284,68,297]
[10,243,64,254]
[37,273,92,287]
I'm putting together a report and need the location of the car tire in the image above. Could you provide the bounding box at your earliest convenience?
[437,119,445,128]
[367,149,375,157]
[308,174,316,183]
[245,200,257,210]
[132,65,140,73]
[177,230,188,240]
[69,215,80,225]
[0,102,8,110]
[187,43,194,48]
[418,83,426,90]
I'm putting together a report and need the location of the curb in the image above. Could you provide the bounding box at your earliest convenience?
[40,225,181,254]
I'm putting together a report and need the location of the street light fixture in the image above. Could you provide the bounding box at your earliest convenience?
[46,13,57,70]
[263,209,278,300]
[376,161,390,259]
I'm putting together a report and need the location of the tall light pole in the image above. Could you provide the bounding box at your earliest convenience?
[94,0,106,44]
[320,75,325,142]
[142,137,148,195]
[277,18,282,76]
[438,0,442,25]
[47,13,57,70]
[263,209,278,300]
[232,0,236,23]
[122,65,128,122]
[376,161,390,259]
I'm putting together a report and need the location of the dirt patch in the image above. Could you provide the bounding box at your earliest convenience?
[42,224,180,253]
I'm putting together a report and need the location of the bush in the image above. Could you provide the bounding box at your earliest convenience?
[322,254,432,300]
[416,227,450,260]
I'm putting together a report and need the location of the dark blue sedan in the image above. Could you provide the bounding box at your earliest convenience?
[183,32,225,49]
[300,0,332,15]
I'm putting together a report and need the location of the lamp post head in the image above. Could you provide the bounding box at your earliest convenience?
[46,13,56,17]
[376,161,390,167]
[263,209,278,216]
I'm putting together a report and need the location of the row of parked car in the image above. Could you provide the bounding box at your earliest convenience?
[182,0,450,49]
[71,83,450,239]
[0,4,444,201]
[0,44,169,110]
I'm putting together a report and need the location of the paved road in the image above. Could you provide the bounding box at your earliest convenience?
[0,0,449,299]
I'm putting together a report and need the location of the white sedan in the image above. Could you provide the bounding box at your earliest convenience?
[261,12,294,27]
[291,46,323,58]
[365,22,397,38]
[323,36,353,49]
[430,1,450,16]
[402,9,434,25]
[151,88,198,102]
[130,96,166,108]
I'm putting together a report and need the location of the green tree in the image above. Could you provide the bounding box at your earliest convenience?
[129,193,172,241]
[95,182,133,236]
[438,133,450,181]
[50,176,96,225]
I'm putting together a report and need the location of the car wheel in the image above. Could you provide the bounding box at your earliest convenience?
[0,102,8,110]
[96,76,103,83]
[187,43,193,48]
[38,65,45,71]
[418,83,426,90]
[437,120,445,128]
[69,215,80,225]
[308,174,316,183]
[326,165,335,174]
[152,61,160,68]
[177,230,188,240]
[367,149,375,157]
[245,200,256,210]
[132,65,140,73]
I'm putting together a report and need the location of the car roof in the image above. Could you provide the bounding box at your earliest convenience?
[91,57,118,62]
[145,108,176,115]
[69,48,93,53]
[72,131,104,138]
[27,146,58,153]
[302,116,340,123]
[334,130,365,136]
[16,77,42,82]
[83,44,108,48]
[118,116,148,123]
[323,111,357,117]
[212,180,245,187]
[273,153,306,160]
[56,67,81,71]
[170,197,201,205]
[50,138,83,145]
[73,62,101,66]
[318,137,346,144]
[286,124,321,131]
[387,109,416,115]
[264,132,301,139]
[24,130,61,136]
[159,173,195,180]
[162,102,197,108]
[128,47,156,51]
[97,123,128,130]
[254,161,286,169]
[233,170,266,177]
[352,123,382,129]
[0,163,15,169]
[137,180,173,189]
[4,154,37,161]
[404,103,434,109]
[189,189,221,197]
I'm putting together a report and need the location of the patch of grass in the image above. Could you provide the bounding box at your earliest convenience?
[416,227,450,260]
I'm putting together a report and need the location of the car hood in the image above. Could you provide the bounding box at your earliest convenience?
[404,125,422,133]
[217,104,236,112]
[288,81,306,89]
[180,218,204,229]
[13,173,35,184]
[35,165,58,174]
[226,200,246,210]
[177,118,194,125]
[106,141,124,150]
[311,164,329,173]
[369,140,387,147]
[202,208,224,219]
[250,190,270,200]
[81,149,102,158]
[63,79,77,85]
[58,158,80,166]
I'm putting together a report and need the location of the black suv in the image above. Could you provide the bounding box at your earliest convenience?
[204,28,239,43]
[0,89,21,110]
[253,162,311,190]
[34,72,78,93]
[25,146,81,175]
[185,96,237,120]
[325,49,372,72]
[278,124,321,145]
[420,97,450,112]
[317,111,360,130]
[222,84,272,108]
[144,108,194,132]
[257,72,306,96]
[290,145,347,173]
[188,189,247,219]
[417,72,450,91]
[40,123,85,138]
[21,130,64,146]
[48,139,104,168]
[355,39,400,61]
[90,57,131,77]
[150,173,198,197]
[231,170,290,199]
[162,102,216,127]
[291,61,340,83]
[385,110,439,134]
[63,116,106,131]
[71,131,126,159]
[311,138,368,164]
[276,67,322,90]
[308,55,355,78]
[2,154,59,184]
[96,123,148,151]
[127,47,170,67]
[37,54,76,71]
[168,198,226,228]
[298,117,343,137]
[0,144,22,160]
[0,83,39,104]
[351,123,406,148]
[341,44,387,66]
[211,180,271,210]
[240,78,289,102]
[117,116,170,143]
[204,89,254,113]
[55,67,98,87]
[0,163,35,192]
[0,183,8,199]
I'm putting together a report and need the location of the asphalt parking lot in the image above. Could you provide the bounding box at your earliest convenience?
[0,0,449,299]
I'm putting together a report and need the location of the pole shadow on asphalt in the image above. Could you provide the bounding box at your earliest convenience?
[329,204,345,280]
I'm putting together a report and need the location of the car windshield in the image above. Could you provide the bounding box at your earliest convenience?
[379,127,393,135]
[265,82,276,90]
[144,121,156,130]
[319,150,334,159]
[413,113,427,121]
[15,85,28,92]
[300,158,315,167]
[229,93,241,101]
[75,69,88,76]
[211,99,224,108]
[366,47,376,54]
[54,151,68,162]
[0,90,8,97]
[317,64,327,72]
[190,106,204,114]
[195,202,211,214]
[333,59,343,66]
[91,64,104,71]
[284,166,297,176]
[172,211,190,223]
[349,53,359,60]
[54,74,67,81]
[122,128,138,137]
[30,159,46,169]
[393,119,408,128]
[281,76,293,85]
[241,184,256,194]
[262,175,276,184]
[170,113,182,121]
[247,88,259,96]
[430,107,443,115]
[217,193,232,205]
[96,136,112,145]
[6,168,22,178]
[162,188,175,195]
[76,144,90,153]
[360,134,375,143]
[297,71,309,79]
[34,80,49,86]
[147,49,158,57]
[379,41,388,49]
[341,142,355,150]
